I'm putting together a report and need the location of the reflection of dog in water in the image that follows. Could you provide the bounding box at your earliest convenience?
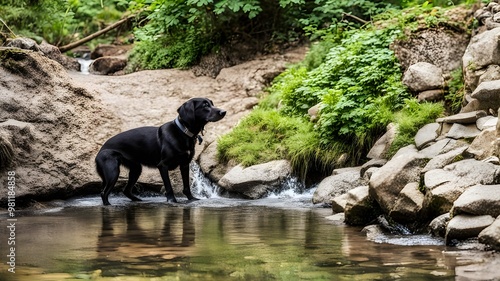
[95,98,226,205]
[97,207,195,265]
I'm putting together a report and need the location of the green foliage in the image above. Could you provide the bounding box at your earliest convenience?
[389,99,444,156]
[445,67,465,114]
[0,0,126,46]
[217,109,342,177]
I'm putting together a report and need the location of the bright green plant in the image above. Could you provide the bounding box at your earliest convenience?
[445,67,465,114]
[388,99,444,156]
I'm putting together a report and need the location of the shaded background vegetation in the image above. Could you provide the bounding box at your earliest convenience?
[0,0,480,180]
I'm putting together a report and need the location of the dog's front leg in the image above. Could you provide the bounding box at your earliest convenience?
[158,168,177,203]
[180,164,198,201]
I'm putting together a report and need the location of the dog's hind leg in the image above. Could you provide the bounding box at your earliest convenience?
[96,150,120,206]
[123,162,142,202]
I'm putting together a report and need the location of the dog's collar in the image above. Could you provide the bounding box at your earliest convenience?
[174,117,203,144]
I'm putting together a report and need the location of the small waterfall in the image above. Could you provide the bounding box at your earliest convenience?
[190,163,315,200]
[190,163,223,198]
[77,58,93,75]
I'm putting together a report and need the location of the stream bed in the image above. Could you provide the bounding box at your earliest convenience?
[0,181,498,280]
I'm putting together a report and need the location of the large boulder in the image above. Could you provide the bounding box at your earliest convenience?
[462,80,500,113]
[312,167,365,204]
[445,214,495,243]
[344,186,377,226]
[366,123,396,159]
[479,215,500,250]
[369,145,427,214]
[389,182,425,223]
[462,27,500,93]
[0,49,121,202]
[466,127,497,160]
[217,160,292,199]
[452,184,500,217]
[424,159,500,216]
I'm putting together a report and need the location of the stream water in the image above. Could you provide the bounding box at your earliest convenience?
[0,169,497,281]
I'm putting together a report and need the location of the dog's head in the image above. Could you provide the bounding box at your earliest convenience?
[177,98,226,129]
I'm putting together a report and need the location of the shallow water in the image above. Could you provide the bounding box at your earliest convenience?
[1,188,497,281]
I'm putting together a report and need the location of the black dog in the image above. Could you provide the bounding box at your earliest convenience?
[95,97,226,205]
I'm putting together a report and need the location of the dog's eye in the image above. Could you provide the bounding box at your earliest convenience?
[203,102,210,108]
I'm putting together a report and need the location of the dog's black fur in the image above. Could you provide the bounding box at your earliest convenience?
[95,97,226,205]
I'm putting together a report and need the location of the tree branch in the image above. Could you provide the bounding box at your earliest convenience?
[58,15,135,53]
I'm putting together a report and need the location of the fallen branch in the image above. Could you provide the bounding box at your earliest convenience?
[59,15,135,53]
[342,12,369,25]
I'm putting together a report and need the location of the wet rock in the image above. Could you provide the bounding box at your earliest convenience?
[218,160,292,199]
[366,123,396,159]
[478,215,500,250]
[424,159,500,216]
[198,140,234,183]
[414,123,440,149]
[402,62,444,92]
[465,127,496,160]
[445,123,481,139]
[445,214,495,243]
[344,186,377,226]
[389,182,425,223]
[90,56,128,75]
[436,110,487,124]
[429,213,451,238]
[331,193,349,213]
[312,167,365,204]
[452,184,500,217]
[369,145,427,214]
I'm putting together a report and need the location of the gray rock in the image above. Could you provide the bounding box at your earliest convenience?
[218,160,292,199]
[90,56,127,75]
[422,146,468,173]
[402,62,444,92]
[478,215,500,250]
[344,186,376,226]
[465,127,497,160]
[312,167,365,204]
[429,213,451,238]
[331,193,349,213]
[463,27,500,92]
[485,17,500,30]
[475,8,493,24]
[367,123,396,159]
[478,65,500,85]
[436,110,487,124]
[414,123,440,149]
[469,80,500,112]
[360,158,387,178]
[369,147,427,214]
[6,37,41,51]
[476,115,498,130]
[389,182,425,223]
[198,140,233,183]
[445,123,481,139]
[308,103,321,122]
[445,214,495,242]
[452,185,500,217]
[417,89,444,102]
[424,159,500,216]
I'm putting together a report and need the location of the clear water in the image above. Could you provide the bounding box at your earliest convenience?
[0,171,495,280]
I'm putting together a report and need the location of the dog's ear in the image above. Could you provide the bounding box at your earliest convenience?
[177,100,196,126]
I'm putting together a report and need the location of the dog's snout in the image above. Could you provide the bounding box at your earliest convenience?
[219,110,226,116]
